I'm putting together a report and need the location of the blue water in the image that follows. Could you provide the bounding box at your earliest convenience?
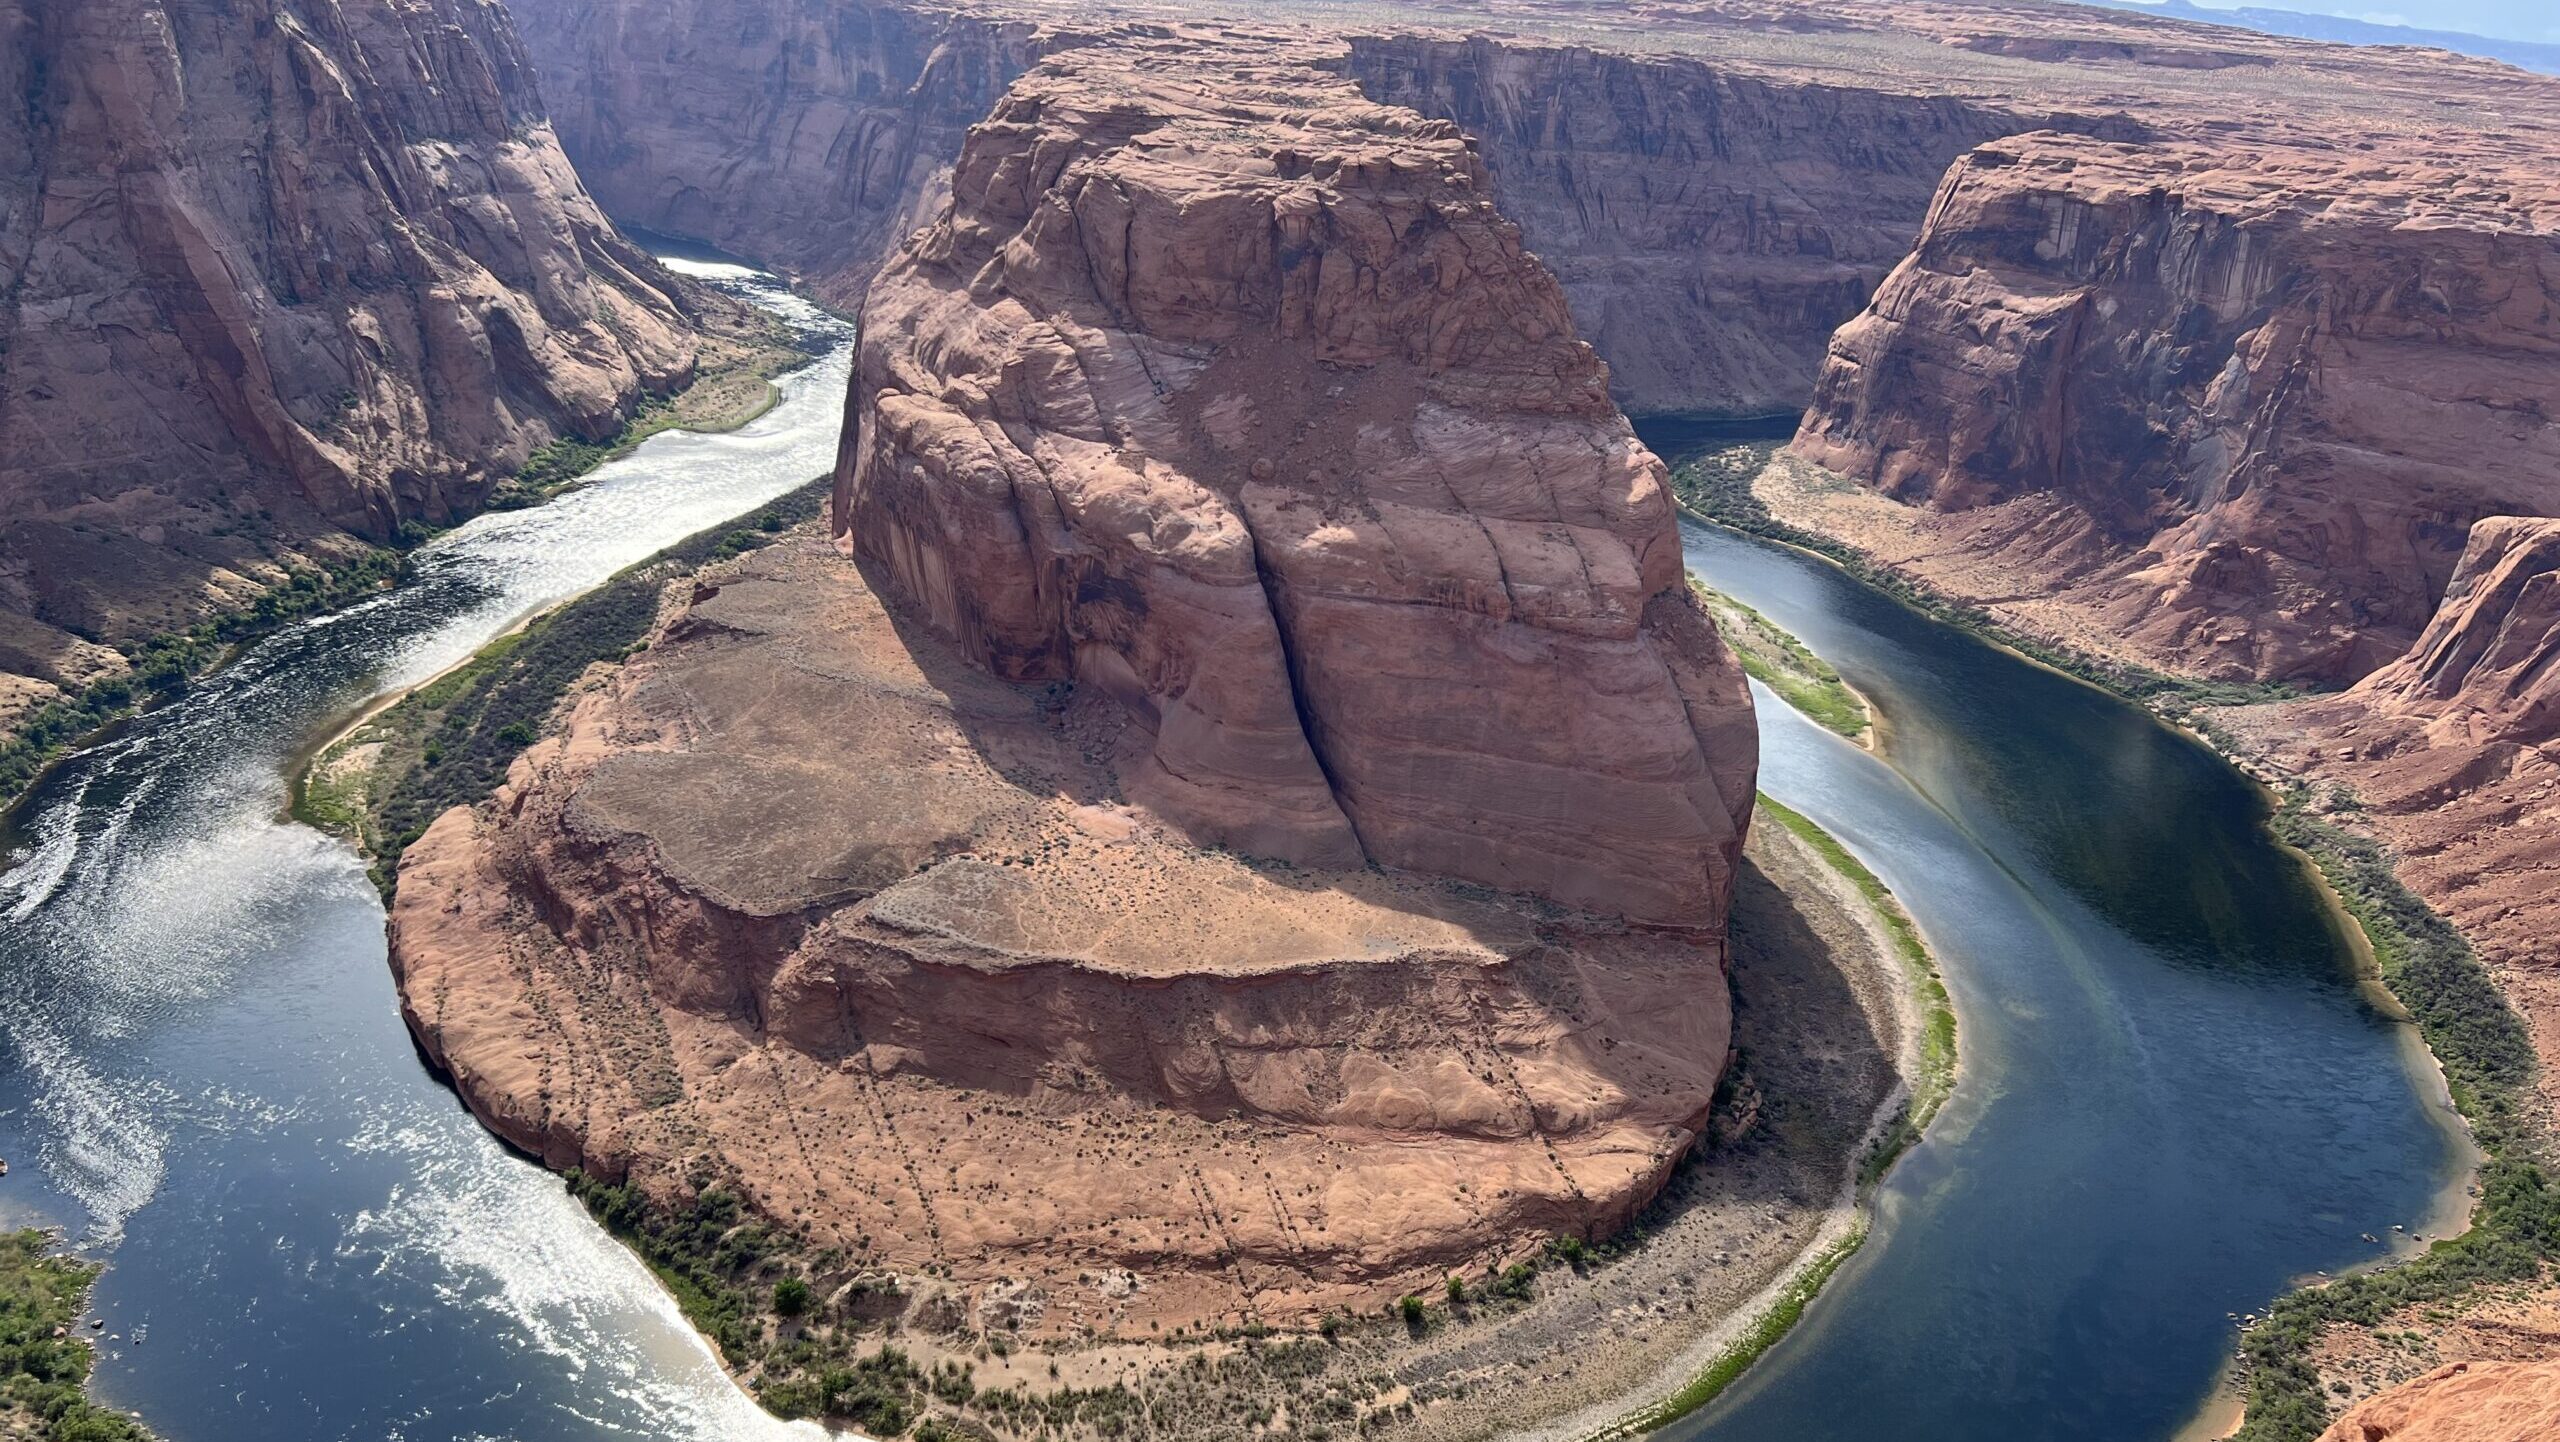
[1650,459,2468,1441]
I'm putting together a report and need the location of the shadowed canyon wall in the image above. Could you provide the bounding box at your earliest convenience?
[0,0,731,725]
[509,0,1058,309]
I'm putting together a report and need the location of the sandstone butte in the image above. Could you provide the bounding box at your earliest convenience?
[387,32,1758,1333]
[0,0,742,732]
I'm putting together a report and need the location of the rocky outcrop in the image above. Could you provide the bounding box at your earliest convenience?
[508,0,1058,308]
[0,0,731,721]
[839,36,1757,926]
[392,529,1739,1330]
[390,33,1755,1330]
[1335,37,2115,416]
[2356,518,2560,753]
[2215,517,2560,1106]
[1792,133,2560,685]
[2317,1359,2560,1442]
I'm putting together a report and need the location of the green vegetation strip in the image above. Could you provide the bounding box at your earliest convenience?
[1669,444,2297,713]
[0,1230,150,1441]
[298,480,829,891]
[1585,796,1953,1439]
[1692,581,1868,741]
[0,545,411,817]
[2227,796,2558,1442]
[1588,1224,1866,1442]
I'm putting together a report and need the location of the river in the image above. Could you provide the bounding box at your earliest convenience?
[0,303,2466,1441]
[0,255,852,1442]
[1638,422,2472,1442]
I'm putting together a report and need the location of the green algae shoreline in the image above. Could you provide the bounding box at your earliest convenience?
[1573,792,1957,1442]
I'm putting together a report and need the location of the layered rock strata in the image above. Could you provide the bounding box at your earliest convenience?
[839,37,1757,926]
[1333,37,2120,417]
[1792,133,2560,686]
[505,0,2560,425]
[0,0,731,724]
[391,39,1756,1329]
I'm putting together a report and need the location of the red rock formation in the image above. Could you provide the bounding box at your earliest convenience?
[0,0,727,722]
[2215,517,2560,1106]
[838,36,1757,926]
[1794,133,2560,685]
[2316,1359,2560,1442]
[392,532,1737,1331]
[2357,518,2560,753]
[389,33,1755,1332]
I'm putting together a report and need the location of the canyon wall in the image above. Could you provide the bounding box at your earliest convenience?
[1791,134,2560,685]
[0,0,729,722]
[2217,516,2560,1105]
[1335,36,2110,416]
[508,0,1057,308]
[391,31,1756,1331]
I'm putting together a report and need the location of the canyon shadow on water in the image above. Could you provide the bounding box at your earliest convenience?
[1639,422,2469,1442]
[0,257,853,1442]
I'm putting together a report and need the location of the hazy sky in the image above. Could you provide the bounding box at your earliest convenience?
[2183,0,2560,43]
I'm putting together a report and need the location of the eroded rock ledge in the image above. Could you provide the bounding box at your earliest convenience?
[391,37,1755,1332]
[1791,132,2560,688]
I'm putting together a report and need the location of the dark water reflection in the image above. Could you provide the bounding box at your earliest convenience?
[1637,421,2469,1442]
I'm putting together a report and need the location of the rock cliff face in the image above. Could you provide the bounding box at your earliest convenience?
[503,0,2555,432]
[2316,1359,2560,1442]
[1792,133,2560,685]
[390,34,1756,1330]
[1334,37,2107,417]
[0,0,726,722]
[2216,517,2560,1105]
[840,36,1757,926]
[509,0,1055,308]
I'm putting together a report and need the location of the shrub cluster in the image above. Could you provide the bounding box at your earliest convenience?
[2231,798,2558,1441]
[0,1230,152,1441]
